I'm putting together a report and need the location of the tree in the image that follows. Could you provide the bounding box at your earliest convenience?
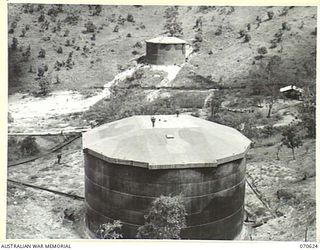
[281,125,303,160]
[251,55,282,118]
[38,77,51,96]
[299,86,316,138]
[136,195,187,239]
[96,220,123,239]
[163,6,183,37]
[210,93,223,117]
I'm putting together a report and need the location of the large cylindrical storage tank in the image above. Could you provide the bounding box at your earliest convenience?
[83,115,251,240]
[145,36,186,65]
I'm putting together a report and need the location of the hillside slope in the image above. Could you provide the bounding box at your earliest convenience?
[8,5,316,94]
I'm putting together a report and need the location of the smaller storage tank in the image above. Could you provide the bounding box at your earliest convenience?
[83,115,251,239]
[145,36,186,65]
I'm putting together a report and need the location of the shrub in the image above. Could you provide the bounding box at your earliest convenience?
[64,13,80,25]
[239,29,246,38]
[117,15,126,25]
[214,25,222,36]
[257,46,268,56]
[20,136,39,156]
[36,4,44,12]
[164,20,183,37]
[194,32,203,42]
[66,52,74,69]
[282,22,291,31]
[54,60,63,71]
[274,29,283,39]
[269,40,277,49]
[136,195,187,239]
[54,74,61,84]
[38,14,45,22]
[11,21,17,30]
[22,45,31,61]
[65,39,71,46]
[48,7,59,17]
[133,41,142,48]
[244,34,251,43]
[37,65,46,77]
[83,45,90,53]
[56,20,62,31]
[279,7,289,16]
[38,48,46,58]
[57,46,63,53]
[96,220,123,239]
[19,28,26,37]
[84,21,96,33]
[260,125,276,138]
[28,65,34,73]
[63,29,69,37]
[267,11,274,20]
[11,37,18,50]
[113,25,119,32]
[92,5,102,16]
[8,112,14,123]
[127,13,135,22]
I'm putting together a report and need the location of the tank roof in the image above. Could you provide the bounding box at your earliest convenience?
[145,36,186,44]
[83,115,251,170]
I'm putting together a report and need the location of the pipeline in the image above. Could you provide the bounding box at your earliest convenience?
[8,134,82,168]
[245,174,276,218]
[8,179,85,201]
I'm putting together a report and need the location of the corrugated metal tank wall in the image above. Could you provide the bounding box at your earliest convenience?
[84,152,246,240]
[146,43,186,65]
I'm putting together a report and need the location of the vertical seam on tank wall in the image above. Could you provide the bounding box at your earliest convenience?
[85,175,246,199]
